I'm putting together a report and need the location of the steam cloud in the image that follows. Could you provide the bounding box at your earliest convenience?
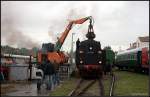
[4,30,40,49]
[1,2,99,49]
[1,2,40,49]
[2,1,148,52]
[47,2,98,49]
[1,21,40,49]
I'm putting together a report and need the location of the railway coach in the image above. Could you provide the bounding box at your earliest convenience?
[115,46,149,73]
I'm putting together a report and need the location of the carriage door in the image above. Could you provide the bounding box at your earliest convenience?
[137,51,142,68]
[141,48,149,69]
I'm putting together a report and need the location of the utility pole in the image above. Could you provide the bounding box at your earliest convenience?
[28,55,32,81]
[70,33,75,73]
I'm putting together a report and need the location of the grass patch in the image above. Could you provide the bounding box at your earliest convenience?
[49,70,149,96]
[86,77,111,96]
[49,78,78,96]
[114,70,149,96]
[50,76,112,96]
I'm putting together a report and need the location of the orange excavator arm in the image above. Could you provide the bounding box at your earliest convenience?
[54,16,92,51]
[38,16,93,64]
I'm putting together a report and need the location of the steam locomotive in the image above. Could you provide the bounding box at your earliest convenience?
[75,22,104,79]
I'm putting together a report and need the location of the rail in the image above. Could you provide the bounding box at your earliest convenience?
[109,73,116,96]
[68,73,116,96]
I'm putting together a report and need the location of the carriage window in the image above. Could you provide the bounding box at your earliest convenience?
[120,56,122,60]
[118,56,120,61]
[127,54,129,60]
[125,55,127,60]
[132,54,134,59]
[116,56,119,61]
[128,54,131,60]
[134,53,137,59]
[133,54,135,59]
[130,54,132,59]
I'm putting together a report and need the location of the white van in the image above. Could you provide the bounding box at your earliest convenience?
[28,66,43,80]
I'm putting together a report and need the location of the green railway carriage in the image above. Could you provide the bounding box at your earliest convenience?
[102,49,115,73]
[115,49,141,69]
[104,49,115,65]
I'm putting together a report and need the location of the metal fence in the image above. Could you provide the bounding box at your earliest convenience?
[59,64,70,81]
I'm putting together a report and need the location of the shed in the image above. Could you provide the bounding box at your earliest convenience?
[9,64,29,81]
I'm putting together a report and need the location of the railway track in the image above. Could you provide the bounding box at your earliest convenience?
[109,73,116,96]
[68,79,98,96]
[68,73,116,96]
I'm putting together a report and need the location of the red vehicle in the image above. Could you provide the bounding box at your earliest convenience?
[141,47,149,72]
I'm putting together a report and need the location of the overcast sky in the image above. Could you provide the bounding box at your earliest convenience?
[1,1,149,51]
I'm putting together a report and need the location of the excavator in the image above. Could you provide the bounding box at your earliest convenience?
[37,16,93,68]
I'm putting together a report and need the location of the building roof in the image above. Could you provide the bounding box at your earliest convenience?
[138,36,149,42]
[118,46,149,55]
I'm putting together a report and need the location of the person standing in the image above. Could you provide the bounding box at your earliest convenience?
[44,60,55,90]
[37,60,55,91]
[52,62,60,87]
[0,66,5,81]
[55,67,60,86]
[37,61,46,91]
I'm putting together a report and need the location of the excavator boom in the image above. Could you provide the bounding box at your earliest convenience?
[37,16,93,65]
[54,16,92,51]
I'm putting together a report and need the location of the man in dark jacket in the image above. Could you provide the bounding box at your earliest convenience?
[37,60,55,90]
[44,60,55,90]
[52,61,60,87]
[45,61,55,75]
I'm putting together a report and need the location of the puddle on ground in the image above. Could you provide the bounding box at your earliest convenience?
[3,83,51,96]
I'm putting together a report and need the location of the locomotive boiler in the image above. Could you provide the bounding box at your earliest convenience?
[75,19,104,79]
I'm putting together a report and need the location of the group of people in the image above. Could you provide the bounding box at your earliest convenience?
[37,60,60,91]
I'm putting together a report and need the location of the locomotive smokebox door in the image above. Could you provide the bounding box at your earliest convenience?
[75,20,103,79]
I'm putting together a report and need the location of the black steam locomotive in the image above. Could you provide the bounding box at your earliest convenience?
[75,22,104,79]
